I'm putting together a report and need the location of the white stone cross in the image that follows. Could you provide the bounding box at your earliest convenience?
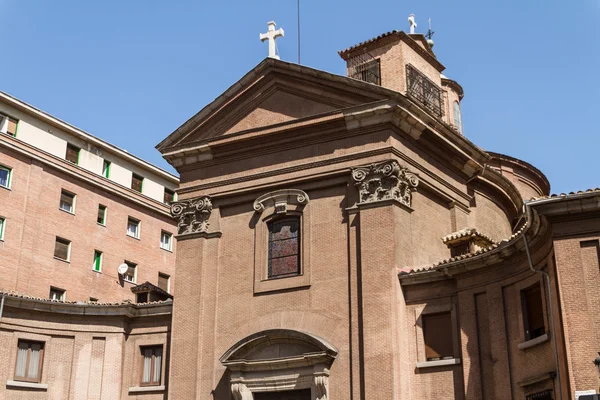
[408,14,417,34]
[260,21,284,60]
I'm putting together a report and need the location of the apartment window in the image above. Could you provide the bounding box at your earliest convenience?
[0,114,18,136]
[97,205,107,225]
[123,261,137,283]
[14,340,44,383]
[49,286,65,301]
[127,217,140,239]
[0,165,11,188]
[102,160,111,178]
[54,237,71,261]
[131,173,144,193]
[0,217,5,240]
[141,345,163,386]
[522,283,546,341]
[93,250,102,272]
[160,231,172,251]
[164,188,175,204]
[422,312,453,361]
[268,217,301,279]
[59,190,75,213]
[65,143,80,164]
[158,273,170,293]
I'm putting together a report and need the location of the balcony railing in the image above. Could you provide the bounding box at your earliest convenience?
[406,64,444,119]
[347,52,381,86]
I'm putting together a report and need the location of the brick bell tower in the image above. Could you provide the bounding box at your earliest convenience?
[338,15,466,135]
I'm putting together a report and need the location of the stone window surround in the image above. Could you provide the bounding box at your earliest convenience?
[6,332,49,390]
[414,302,461,368]
[128,338,168,393]
[253,190,311,295]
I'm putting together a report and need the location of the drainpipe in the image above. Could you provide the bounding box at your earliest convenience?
[522,230,563,400]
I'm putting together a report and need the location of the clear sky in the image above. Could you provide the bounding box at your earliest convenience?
[1,0,598,194]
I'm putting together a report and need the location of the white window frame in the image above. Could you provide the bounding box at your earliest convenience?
[160,231,172,251]
[127,217,140,239]
[0,165,12,189]
[93,250,103,273]
[49,286,66,301]
[59,190,76,214]
[123,261,137,283]
[0,217,5,241]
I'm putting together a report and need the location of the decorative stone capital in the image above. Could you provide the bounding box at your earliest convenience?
[170,196,213,235]
[231,383,253,400]
[253,189,309,214]
[352,160,418,207]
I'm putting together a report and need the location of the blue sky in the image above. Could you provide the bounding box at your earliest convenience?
[1,0,598,193]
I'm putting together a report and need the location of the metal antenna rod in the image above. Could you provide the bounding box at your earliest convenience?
[297,0,301,64]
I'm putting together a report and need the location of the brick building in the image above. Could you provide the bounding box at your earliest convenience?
[1,25,600,400]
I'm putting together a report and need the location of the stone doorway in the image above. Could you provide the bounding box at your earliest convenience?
[254,389,311,400]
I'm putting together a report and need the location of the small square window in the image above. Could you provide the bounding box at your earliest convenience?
[131,173,144,193]
[65,143,80,164]
[60,190,75,213]
[422,312,453,361]
[89,297,98,303]
[97,205,107,225]
[140,345,163,386]
[158,272,170,293]
[0,114,18,137]
[49,286,65,301]
[54,237,71,261]
[0,165,11,189]
[102,160,111,178]
[136,292,149,303]
[164,188,175,204]
[160,231,172,251]
[93,250,102,272]
[0,217,5,240]
[14,340,44,383]
[127,217,140,239]
[123,261,137,283]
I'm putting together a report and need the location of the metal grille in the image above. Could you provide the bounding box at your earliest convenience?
[406,64,444,119]
[526,389,553,400]
[347,52,381,85]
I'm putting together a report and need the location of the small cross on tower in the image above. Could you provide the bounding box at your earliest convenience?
[260,21,284,60]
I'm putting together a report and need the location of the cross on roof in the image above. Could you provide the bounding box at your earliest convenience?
[260,21,284,60]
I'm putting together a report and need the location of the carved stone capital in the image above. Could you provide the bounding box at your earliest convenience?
[231,383,253,400]
[170,196,213,235]
[253,189,309,214]
[314,375,329,400]
[352,160,418,207]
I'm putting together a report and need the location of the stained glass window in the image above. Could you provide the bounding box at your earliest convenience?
[268,218,300,279]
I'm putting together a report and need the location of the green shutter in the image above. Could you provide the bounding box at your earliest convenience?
[94,251,102,272]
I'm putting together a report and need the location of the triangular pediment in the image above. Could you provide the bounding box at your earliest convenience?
[157,58,387,152]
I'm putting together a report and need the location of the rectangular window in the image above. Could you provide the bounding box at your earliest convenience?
[164,188,175,204]
[160,231,172,251]
[268,218,301,279]
[158,273,170,293]
[54,237,71,261]
[89,297,98,303]
[102,160,111,178]
[131,173,144,193]
[522,283,546,341]
[59,190,75,213]
[14,340,44,383]
[450,242,470,258]
[526,389,553,400]
[423,312,453,361]
[136,292,149,303]
[0,114,18,136]
[127,217,140,239]
[0,217,5,241]
[97,205,107,225]
[141,345,163,386]
[123,261,137,283]
[93,250,102,272]
[49,286,65,301]
[65,143,80,164]
[0,165,11,188]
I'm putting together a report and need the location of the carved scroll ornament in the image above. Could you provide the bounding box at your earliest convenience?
[253,189,309,215]
[170,196,213,235]
[314,375,329,400]
[231,383,253,400]
[352,160,419,207]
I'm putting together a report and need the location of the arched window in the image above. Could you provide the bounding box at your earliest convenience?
[268,217,300,279]
[453,101,463,134]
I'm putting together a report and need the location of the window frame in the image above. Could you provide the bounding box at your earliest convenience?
[140,345,163,387]
[131,173,144,193]
[0,114,18,137]
[93,250,103,273]
[59,190,76,214]
[53,237,71,262]
[160,231,172,251]
[97,205,107,225]
[14,340,45,383]
[126,217,140,239]
[102,160,111,179]
[123,261,137,283]
[0,217,5,241]
[0,165,12,189]
[65,143,80,165]
[158,272,170,293]
[422,312,454,361]
[163,188,175,204]
[49,286,66,301]
[521,282,546,341]
[453,100,463,134]
[267,216,301,279]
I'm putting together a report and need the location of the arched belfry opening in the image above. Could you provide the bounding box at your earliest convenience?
[219,329,338,400]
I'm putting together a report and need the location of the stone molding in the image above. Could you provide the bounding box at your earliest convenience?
[352,160,418,207]
[253,189,309,214]
[170,196,213,235]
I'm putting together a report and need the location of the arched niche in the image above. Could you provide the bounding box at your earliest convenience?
[220,329,338,400]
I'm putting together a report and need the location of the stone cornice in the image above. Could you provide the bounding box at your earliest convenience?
[0,134,173,217]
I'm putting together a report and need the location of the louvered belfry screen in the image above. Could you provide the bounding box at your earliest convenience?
[406,64,444,119]
[526,389,553,400]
